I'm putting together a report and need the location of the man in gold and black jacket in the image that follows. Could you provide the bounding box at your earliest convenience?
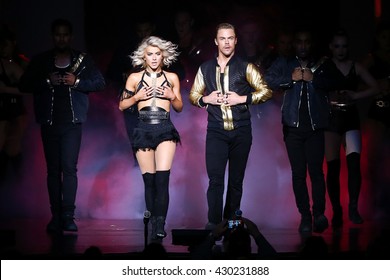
[189,22,272,229]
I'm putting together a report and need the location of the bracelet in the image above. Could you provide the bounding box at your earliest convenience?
[198,96,207,108]
[121,88,135,101]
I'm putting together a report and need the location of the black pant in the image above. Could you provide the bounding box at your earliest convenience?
[41,123,82,215]
[283,126,326,217]
[205,125,252,224]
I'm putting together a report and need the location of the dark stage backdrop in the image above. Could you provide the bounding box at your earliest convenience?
[1,0,388,228]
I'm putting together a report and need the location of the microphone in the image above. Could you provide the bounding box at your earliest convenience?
[143,210,151,225]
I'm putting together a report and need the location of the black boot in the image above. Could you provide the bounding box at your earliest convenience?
[62,212,78,232]
[46,206,62,233]
[326,159,343,227]
[313,214,329,233]
[347,153,363,224]
[46,213,62,233]
[155,170,170,216]
[142,172,156,214]
[349,206,363,224]
[156,216,167,238]
[299,213,312,233]
[150,216,157,240]
[154,170,170,234]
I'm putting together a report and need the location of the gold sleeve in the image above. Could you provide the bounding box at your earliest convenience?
[189,68,207,107]
[246,63,273,104]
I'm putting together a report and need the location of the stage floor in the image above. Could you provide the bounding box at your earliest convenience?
[1,217,389,259]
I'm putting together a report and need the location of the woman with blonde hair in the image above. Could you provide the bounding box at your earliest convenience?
[119,36,183,240]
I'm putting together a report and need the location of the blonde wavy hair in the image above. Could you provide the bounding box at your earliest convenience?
[130,36,179,68]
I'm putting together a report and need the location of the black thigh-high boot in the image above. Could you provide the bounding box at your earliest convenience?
[142,172,156,213]
[142,172,156,239]
[154,170,170,239]
[326,159,343,227]
[347,152,363,224]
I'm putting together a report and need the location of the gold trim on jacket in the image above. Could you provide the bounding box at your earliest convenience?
[246,63,273,104]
